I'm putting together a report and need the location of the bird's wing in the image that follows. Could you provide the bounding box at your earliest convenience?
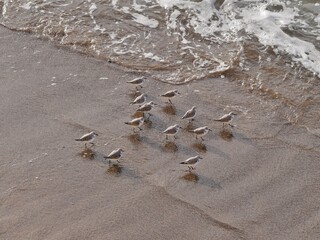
[107,150,119,158]
[216,114,231,122]
[77,133,92,141]
[193,127,205,134]
[163,126,176,134]
[186,157,198,164]
[182,110,191,119]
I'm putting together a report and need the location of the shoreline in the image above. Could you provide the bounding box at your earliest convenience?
[1,26,319,240]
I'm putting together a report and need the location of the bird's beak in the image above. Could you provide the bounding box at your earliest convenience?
[208,129,212,131]
[177,91,181,95]
[96,133,99,136]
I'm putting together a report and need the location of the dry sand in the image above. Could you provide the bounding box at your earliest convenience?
[0,26,320,239]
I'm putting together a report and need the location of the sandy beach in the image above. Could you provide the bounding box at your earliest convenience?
[1,25,320,240]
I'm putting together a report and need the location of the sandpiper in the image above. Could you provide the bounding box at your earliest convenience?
[127,77,145,90]
[160,89,180,104]
[182,106,197,122]
[104,148,124,165]
[130,93,147,106]
[75,131,98,148]
[162,124,182,140]
[125,117,144,132]
[191,126,212,141]
[180,155,203,171]
[136,101,157,118]
[214,112,237,127]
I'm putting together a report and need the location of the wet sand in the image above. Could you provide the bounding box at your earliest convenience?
[1,26,319,240]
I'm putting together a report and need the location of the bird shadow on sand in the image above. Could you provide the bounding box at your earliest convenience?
[218,128,234,142]
[198,175,222,189]
[143,118,153,129]
[106,164,142,179]
[138,135,161,150]
[203,144,231,160]
[181,172,222,189]
[162,104,176,115]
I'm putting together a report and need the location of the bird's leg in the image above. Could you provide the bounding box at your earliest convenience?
[229,123,235,127]
[138,127,142,131]
[166,135,168,140]
[108,160,111,166]
[196,135,198,140]
[201,137,204,142]
[132,128,136,133]
[169,99,172,104]
[84,143,87,149]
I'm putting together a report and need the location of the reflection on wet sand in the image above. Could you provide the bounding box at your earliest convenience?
[79,148,95,160]
[163,141,178,152]
[219,129,233,142]
[127,133,142,145]
[132,111,144,118]
[106,163,122,175]
[192,142,207,152]
[182,172,199,182]
[162,105,176,115]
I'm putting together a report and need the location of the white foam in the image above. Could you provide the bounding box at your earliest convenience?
[21,2,32,10]
[131,13,159,28]
[221,0,320,75]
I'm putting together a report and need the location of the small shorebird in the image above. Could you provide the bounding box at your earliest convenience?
[160,89,180,104]
[214,112,237,127]
[75,131,98,148]
[180,155,203,171]
[190,126,212,141]
[136,101,157,118]
[162,124,182,140]
[104,148,124,164]
[130,93,147,106]
[182,106,197,122]
[125,117,144,132]
[127,77,145,90]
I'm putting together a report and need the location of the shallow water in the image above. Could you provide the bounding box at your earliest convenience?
[0,0,319,130]
[1,22,320,239]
